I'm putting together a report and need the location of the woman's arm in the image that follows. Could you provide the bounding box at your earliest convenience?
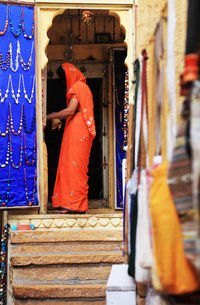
[47,97,78,120]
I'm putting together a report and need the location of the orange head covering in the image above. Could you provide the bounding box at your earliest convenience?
[62,63,86,91]
[62,63,96,138]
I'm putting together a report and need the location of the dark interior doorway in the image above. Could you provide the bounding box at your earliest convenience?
[45,76,103,205]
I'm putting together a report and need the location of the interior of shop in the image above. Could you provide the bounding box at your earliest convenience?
[45,9,127,211]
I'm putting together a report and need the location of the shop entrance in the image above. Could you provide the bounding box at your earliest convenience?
[45,9,126,211]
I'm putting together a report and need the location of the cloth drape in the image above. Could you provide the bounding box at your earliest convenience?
[52,63,96,211]
[150,162,199,294]
[135,169,152,284]
[190,80,200,276]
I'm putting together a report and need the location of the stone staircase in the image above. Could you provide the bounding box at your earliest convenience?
[8,214,124,305]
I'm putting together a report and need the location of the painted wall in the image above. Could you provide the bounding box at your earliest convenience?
[136,0,187,113]
[136,0,188,163]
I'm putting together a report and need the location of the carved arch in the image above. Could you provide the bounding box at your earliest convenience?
[38,8,65,70]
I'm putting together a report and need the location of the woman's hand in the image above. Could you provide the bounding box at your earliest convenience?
[51,118,62,131]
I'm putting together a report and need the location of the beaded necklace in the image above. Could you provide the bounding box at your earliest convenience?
[0,136,10,169]
[24,133,36,166]
[0,6,8,36]
[9,131,23,169]
[22,75,35,104]
[22,104,36,134]
[8,6,22,38]
[9,103,23,135]
[10,74,21,104]
[24,167,37,206]
[0,46,10,71]
[19,40,34,71]
[0,77,10,103]
[0,167,10,206]
[0,112,9,137]
[117,180,123,207]
[9,42,20,72]
[0,224,9,305]
[22,8,35,40]
[123,71,129,148]
[9,40,34,72]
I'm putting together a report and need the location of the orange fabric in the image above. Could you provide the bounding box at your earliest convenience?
[52,63,96,211]
[150,162,199,294]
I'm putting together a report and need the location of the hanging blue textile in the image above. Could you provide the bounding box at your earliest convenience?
[0,3,38,208]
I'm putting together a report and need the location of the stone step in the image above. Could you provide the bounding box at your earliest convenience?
[15,300,106,305]
[13,284,106,299]
[10,229,122,244]
[11,241,123,255]
[11,252,124,266]
[12,265,112,285]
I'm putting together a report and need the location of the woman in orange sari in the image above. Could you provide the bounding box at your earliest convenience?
[47,63,96,213]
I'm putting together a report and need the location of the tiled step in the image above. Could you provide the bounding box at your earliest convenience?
[13,284,106,299]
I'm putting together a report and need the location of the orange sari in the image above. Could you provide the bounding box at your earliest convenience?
[52,63,96,211]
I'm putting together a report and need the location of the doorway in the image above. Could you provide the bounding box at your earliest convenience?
[45,9,126,211]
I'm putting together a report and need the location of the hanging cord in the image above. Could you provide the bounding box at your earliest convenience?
[133,59,140,170]
[138,49,149,185]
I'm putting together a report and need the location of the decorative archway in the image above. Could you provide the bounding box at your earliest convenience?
[35,2,135,213]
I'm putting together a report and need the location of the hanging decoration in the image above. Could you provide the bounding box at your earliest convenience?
[8,6,22,38]
[22,104,36,134]
[0,3,38,208]
[123,71,129,148]
[0,167,10,206]
[9,130,23,169]
[0,77,10,103]
[10,74,21,104]
[0,224,9,305]
[10,40,34,72]
[21,7,35,40]
[22,74,35,104]
[0,137,10,169]
[0,46,10,71]
[24,167,37,206]
[113,49,127,208]
[82,11,94,24]
[24,132,36,166]
[0,5,8,36]
[9,103,23,135]
[8,6,35,40]
[0,112,9,137]
[19,40,34,71]
[9,42,19,72]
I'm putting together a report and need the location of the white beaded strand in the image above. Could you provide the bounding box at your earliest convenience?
[10,74,21,105]
[0,76,10,103]
[9,41,20,72]
[19,40,34,71]
[0,136,10,168]
[22,74,35,104]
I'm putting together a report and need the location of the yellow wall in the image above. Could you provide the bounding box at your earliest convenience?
[137,0,187,110]
[136,0,188,162]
